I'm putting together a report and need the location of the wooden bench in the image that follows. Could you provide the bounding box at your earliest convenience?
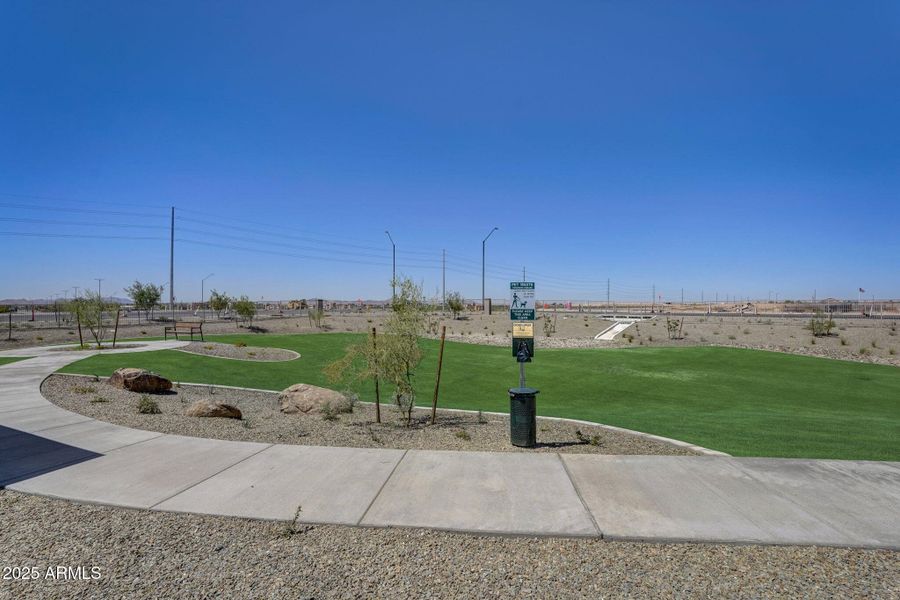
[164,321,204,341]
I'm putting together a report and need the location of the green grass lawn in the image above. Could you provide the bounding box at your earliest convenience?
[0,356,30,367]
[58,333,900,460]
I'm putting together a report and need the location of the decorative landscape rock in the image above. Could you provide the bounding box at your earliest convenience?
[278,383,347,414]
[185,399,242,419]
[107,368,172,393]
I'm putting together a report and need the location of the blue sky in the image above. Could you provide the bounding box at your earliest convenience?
[1,1,898,302]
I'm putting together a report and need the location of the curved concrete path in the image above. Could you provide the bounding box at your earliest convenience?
[1,342,898,549]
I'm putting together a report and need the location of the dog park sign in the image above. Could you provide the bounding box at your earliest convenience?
[509,281,535,321]
[510,281,535,362]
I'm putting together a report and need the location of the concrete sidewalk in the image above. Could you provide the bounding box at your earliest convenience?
[1,341,898,548]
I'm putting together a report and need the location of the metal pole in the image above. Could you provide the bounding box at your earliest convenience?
[430,325,447,425]
[169,206,175,321]
[201,273,214,321]
[441,249,446,313]
[372,327,381,424]
[95,278,103,298]
[519,362,525,389]
[482,227,498,312]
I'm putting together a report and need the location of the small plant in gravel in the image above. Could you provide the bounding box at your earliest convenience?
[234,341,247,348]
[477,410,487,424]
[247,351,257,357]
[743,329,751,335]
[859,347,869,355]
[321,403,339,421]
[889,348,896,356]
[241,417,253,429]
[575,430,601,446]
[365,424,382,444]
[36,336,43,342]
[871,340,878,349]
[454,430,471,441]
[648,335,653,342]
[728,335,737,340]
[278,505,310,537]
[840,337,848,346]
[137,395,161,414]
[90,396,108,403]
[73,385,97,394]
[204,345,214,350]
[810,338,816,345]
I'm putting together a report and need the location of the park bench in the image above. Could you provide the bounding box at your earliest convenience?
[164,321,204,341]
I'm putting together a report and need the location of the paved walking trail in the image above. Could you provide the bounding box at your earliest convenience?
[1,341,898,548]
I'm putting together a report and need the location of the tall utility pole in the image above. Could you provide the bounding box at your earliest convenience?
[73,286,80,299]
[522,267,525,281]
[606,278,610,308]
[681,288,684,305]
[652,284,655,313]
[169,206,175,319]
[441,249,446,313]
[481,227,498,311]
[384,231,395,303]
[94,278,104,299]
[201,273,214,320]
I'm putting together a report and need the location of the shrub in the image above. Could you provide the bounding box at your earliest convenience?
[454,430,471,441]
[446,291,465,319]
[137,395,161,414]
[840,337,848,346]
[73,385,97,394]
[233,296,257,326]
[806,311,836,337]
[859,347,869,355]
[543,315,557,337]
[728,335,737,340]
[234,341,247,348]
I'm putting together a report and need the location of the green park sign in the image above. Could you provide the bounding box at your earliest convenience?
[509,281,535,321]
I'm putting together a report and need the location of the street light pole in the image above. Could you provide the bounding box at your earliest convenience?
[201,273,214,321]
[384,231,396,303]
[95,278,103,299]
[482,227,498,312]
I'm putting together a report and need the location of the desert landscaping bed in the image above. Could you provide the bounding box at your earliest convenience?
[176,341,299,362]
[41,374,696,455]
[1,489,896,599]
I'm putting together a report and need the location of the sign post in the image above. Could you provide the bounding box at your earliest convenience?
[509,281,538,447]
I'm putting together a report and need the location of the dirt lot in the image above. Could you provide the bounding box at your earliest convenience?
[2,310,898,366]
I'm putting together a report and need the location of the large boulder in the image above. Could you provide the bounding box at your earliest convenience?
[278,383,348,414]
[185,400,242,419]
[108,368,172,393]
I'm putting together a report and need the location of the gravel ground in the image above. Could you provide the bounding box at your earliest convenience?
[1,490,897,599]
[177,341,298,362]
[42,374,696,455]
